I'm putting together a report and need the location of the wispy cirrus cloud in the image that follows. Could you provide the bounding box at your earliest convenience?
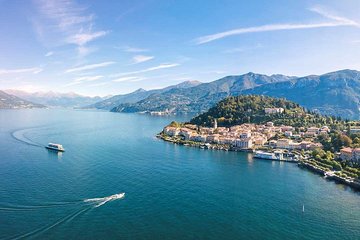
[194,7,360,44]
[65,61,115,73]
[223,43,263,54]
[66,31,108,46]
[112,76,146,82]
[0,67,43,75]
[45,51,54,57]
[111,63,179,78]
[88,82,109,87]
[120,46,149,53]
[131,55,154,64]
[74,75,104,82]
[64,75,104,87]
[34,0,108,55]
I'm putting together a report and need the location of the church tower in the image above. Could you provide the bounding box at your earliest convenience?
[214,119,218,129]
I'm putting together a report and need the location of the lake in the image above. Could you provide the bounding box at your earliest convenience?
[0,109,359,239]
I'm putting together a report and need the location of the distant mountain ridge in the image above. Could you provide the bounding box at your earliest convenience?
[111,73,291,114]
[243,70,360,119]
[110,70,360,119]
[0,90,45,109]
[4,90,106,108]
[86,80,202,110]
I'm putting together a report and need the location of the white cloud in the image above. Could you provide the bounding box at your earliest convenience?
[121,46,148,52]
[310,6,359,26]
[132,55,154,64]
[146,63,179,71]
[0,67,43,75]
[45,51,54,57]
[77,46,96,57]
[111,63,180,77]
[65,61,115,73]
[64,75,104,87]
[223,43,263,54]
[194,7,359,44]
[34,0,108,54]
[9,84,47,93]
[67,31,108,46]
[88,82,109,87]
[112,76,146,82]
[74,75,104,82]
[35,0,93,29]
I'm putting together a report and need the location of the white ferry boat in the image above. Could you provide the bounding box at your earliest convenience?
[254,150,298,162]
[254,151,280,160]
[45,143,65,152]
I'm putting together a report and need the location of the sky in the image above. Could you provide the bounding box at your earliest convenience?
[0,0,360,96]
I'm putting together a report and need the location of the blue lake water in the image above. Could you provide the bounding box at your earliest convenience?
[0,109,359,239]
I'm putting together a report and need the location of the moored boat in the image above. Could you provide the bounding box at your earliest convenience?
[254,150,298,162]
[254,151,279,160]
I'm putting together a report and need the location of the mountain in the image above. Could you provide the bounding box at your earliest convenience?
[0,90,45,109]
[4,90,105,108]
[88,80,202,110]
[111,70,360,119]
[111,73,291,114]
[243,70,360,119]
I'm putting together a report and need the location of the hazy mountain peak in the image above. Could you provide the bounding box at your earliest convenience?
[0,90,45,109]
[133,88,146,93]
[4,89,103,108]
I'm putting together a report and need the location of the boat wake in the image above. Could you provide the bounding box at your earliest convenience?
[9,207,92,240]
[84,193,125,207]
[5,193,125,239]
[0,201,82,212]
[11,128,45,148]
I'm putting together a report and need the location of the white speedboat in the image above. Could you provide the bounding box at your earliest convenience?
[106,193,125,201]
[45,143,65,152]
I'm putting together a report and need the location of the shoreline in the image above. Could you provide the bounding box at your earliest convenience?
[158,133,360,192]
[298,162,360,191]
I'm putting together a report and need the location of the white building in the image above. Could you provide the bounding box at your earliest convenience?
[163,127,180,136]
[234,138,253,149]
[265,108,284,114]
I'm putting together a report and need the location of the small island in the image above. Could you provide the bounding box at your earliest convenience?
[158,95,360,191]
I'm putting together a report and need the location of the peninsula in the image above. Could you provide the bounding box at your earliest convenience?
[158,95,360,190]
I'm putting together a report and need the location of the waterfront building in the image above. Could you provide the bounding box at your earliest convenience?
[205,134,219,143]
[164,127,180,136]
[340,147,360,163]
[234,138,253,149]
[276,139,292,149]
[253,137,267,146]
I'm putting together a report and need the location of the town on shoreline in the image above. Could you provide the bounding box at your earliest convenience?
[158,106,360,191]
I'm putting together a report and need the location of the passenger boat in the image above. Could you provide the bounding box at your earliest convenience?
[45,143,65,152]
[253,150,298,162]
[253,151,280,160]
